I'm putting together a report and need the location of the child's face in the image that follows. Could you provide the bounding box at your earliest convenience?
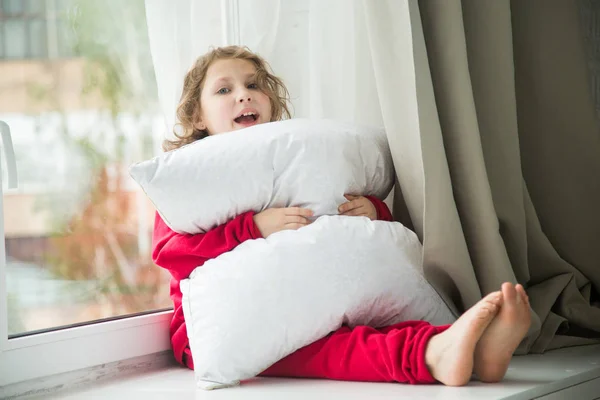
[196,58,273,135]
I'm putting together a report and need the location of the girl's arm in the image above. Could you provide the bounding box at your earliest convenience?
[364,196,393,221]
[152,211,262,280]
[152,211,262,369]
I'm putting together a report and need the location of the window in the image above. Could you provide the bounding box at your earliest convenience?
[1,0,172,386]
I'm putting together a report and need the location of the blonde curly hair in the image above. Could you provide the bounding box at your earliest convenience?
[164,46,292,151]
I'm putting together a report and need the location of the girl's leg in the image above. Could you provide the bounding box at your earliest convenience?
[261,321,448,384]
[261,291,503,386]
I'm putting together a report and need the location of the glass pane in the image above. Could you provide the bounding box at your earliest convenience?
[28,19,47,58]
[56,18,74,57]
[27,0,47,14]
[2,0,170,337]
[5,19,26,59]
[2,0,25,15]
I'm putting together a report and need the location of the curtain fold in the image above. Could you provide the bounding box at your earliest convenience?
[145,0,600,354]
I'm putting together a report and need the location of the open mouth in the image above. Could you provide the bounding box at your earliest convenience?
[234,112,259,124]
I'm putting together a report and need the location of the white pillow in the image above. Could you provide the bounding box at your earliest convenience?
[181,216,456,390]
[129,119,394,234]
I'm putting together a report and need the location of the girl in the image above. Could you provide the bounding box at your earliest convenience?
[152,46,532,386]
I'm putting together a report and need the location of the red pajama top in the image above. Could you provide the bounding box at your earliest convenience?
[152,198,444,384]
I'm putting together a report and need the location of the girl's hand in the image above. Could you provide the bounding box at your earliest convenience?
[338,195,377,220]
[253,207,314,238]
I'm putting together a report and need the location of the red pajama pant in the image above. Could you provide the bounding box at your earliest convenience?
[185,321,450,384]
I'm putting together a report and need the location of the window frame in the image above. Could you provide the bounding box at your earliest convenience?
[0,310,173,386]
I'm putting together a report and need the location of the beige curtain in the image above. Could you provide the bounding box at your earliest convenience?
[368,0,600,354]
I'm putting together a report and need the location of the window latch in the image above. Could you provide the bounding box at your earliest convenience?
[0,121,18,189]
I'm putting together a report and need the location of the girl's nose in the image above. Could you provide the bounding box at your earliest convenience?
[237,88,252,103]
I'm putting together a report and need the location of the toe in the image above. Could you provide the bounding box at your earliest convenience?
[483,290,503,306]
[502,283,517,306]
[515,284,529,306]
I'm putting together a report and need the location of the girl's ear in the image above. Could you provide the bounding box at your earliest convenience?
[194,120,207,131]
[193,109,207,131]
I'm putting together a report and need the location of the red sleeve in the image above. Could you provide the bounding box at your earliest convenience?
[153,211,263,369]
[152,211,263,280]
[364,195,393,221]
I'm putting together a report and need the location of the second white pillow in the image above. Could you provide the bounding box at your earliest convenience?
[181,216,456,390]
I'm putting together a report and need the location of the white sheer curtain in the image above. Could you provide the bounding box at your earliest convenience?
[143,0,408,137]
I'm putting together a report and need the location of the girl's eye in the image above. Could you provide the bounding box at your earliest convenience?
[217,88,230,94]
[247,83,258,89]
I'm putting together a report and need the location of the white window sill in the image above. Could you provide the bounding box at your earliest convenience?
[0,311,173,388]
[4,344,600,400]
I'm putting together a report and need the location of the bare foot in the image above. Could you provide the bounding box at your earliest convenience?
[474,282,532,383]
[425,291,502,386]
